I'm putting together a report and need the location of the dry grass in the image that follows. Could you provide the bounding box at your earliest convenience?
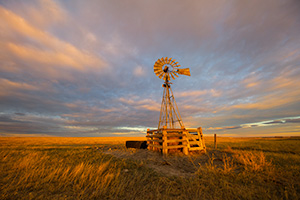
[0,136,299,199]
[0,137,145,146]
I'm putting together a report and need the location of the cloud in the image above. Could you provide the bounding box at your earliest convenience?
[220,62,300,113]
[207,126,242,131]
[0,6,107,80]
[31,0,67,26]
[118,97,160,112]
[0,113,62,135]
[201,116,300,136]
[285,118,300,123]
[176,89,221,98]
[133,65,146,77]
[263,120,285,125]
[0,78,39,92]
[0,0,299,137]
[14,113,25,116]
[1,0,67,29]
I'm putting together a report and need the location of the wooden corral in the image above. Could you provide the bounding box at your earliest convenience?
[146,126,206,155]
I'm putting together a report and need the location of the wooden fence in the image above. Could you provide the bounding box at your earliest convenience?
[146,127,206,155]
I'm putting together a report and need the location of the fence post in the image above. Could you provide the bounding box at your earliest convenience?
[182,129,188,155]
[147,129,151,150]
[214,133,217,149]
[162,126,168,154]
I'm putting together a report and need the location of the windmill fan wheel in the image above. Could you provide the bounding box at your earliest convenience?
[153,57,190,81]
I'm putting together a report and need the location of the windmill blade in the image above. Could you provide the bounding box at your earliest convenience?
[154,60,163,74]
[158,73,164,79]
[156,62,163,67]
[177,68,191,76]
[154,70,162,75]
[154,68,162,74]
[157,71,164,78]
[154,65,163,72]
[172,72,179,77]
[156,72,164,78]
[154,63,162,67]
[154,69,163,74]
[154,72,161,76]
[170,73,175,80]
[167,57,172,64]
[164,57,168,63]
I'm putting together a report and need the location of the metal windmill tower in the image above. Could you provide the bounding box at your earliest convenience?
[153,57,191,129]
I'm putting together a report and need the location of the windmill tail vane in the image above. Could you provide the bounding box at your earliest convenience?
[177,68,191,76]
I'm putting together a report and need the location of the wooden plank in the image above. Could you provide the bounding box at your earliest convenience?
[147,135,155,138]
[188,141,200,145]
[165,134,185,137]
[198,127,206,151]
[166,139,185,143]
[148,139,163,143]
[186,136,199,140]
[186,128,198,132]
[182,133,188,155]
[187,135,198,142]
[146,130,152,150]
[165,145,186,149]
[162,128,185,132]
[147,129,159,133]
[148,144,163,149]
[146,134,163,138]
[189,147,205,150]
[162,129,168,154]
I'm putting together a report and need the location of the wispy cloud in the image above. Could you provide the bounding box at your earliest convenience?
[0,5,107,82]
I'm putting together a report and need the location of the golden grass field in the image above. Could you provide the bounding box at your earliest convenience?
[0,136,299,199]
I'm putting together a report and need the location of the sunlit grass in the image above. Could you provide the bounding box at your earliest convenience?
[0,136,299,199]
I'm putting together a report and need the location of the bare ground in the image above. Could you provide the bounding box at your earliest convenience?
[102,148,228,177]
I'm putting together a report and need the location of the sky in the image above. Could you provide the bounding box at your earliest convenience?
[0,0,300,137]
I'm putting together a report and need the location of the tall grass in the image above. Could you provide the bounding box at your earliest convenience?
[0,137,299,199]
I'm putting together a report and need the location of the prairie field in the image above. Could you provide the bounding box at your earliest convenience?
[0,136,299,200]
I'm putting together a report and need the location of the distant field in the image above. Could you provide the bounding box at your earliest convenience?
[0,136,299,199]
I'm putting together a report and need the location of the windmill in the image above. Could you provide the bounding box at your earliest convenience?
[146,57,205,155]
[153,57,190,129]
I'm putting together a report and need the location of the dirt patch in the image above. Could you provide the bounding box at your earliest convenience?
[102,148,229,177]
